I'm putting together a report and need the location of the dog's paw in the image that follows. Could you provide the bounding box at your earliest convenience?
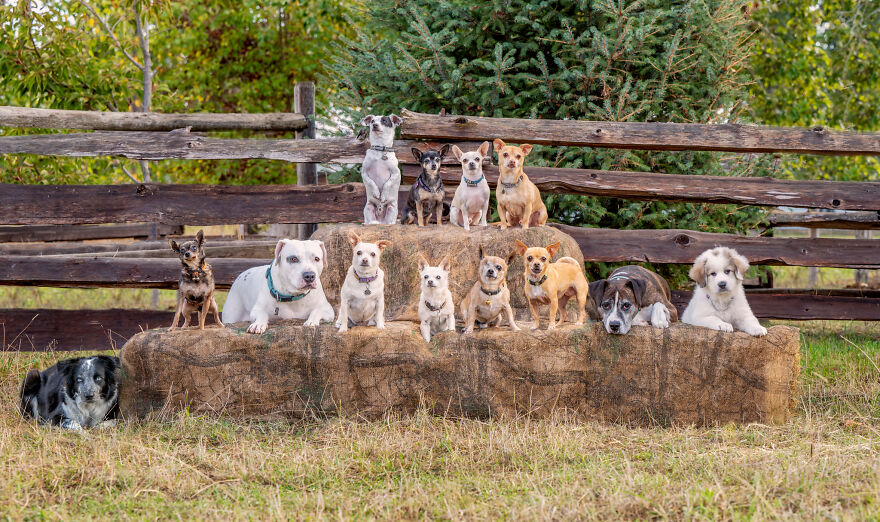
[303,318,321,327]
[717,321,734,333]
[529,324,539,331]
[510,324,521,332]
[748,325,768,337]
[337,325,348,333]
[375,323,386,330]
[60,419,83,431]
[464,327,474,334]
[247,322,268,334]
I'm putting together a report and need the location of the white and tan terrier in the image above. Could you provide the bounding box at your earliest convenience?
[449,141,491,231]
[514,240,589,330]
[336,231,391,333]
[416,254,455,342]
[494,139,548,229]
[460,245,520,334]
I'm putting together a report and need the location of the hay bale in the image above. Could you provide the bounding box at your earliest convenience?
[310,224,583,320]
[120,321,799,426]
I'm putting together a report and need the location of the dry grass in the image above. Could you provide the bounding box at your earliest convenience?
[1,324,879,520]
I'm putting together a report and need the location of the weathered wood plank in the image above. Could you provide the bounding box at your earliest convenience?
[552,224,880,269]
[0,131,474,165]
[0,237,272,256]
[1,308,174,352]
[669,292,880,321]
[0,106,308,132]
[400,109,880,156]
[768,211,880,230]
[0,223,183,242]
[57,241,278,259]
[0,257,264,289]
[402,165,880,211]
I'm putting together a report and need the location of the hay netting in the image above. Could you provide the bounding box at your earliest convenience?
[311,223,584,320]
[120,321,800,425]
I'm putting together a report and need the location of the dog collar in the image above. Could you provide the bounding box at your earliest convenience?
[424,299,446,312]
[500,176,522,192]
[464,174,484,187]
[370,144,395,160]
[480,286,503,296]
[416,174,436,192]
[265,267,310,302]
[183,264,207,282]
[354,270,378,284]
[528,274,548,286]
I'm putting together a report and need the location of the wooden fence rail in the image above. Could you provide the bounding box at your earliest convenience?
[399,109,880,156]
[768,211,880,230]
[0,223,183,242]
[0,106,308,132]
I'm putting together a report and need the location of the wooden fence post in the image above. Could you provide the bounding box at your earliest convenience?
[295,81,318,240]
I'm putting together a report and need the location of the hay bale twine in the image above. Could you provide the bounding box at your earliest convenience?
[120,321,800,426]
[311,223,583,319]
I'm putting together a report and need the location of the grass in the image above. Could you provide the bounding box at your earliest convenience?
[1,323,879,520]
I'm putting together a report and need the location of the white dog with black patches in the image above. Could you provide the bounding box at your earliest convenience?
[361,114,402,225]
[222,239,335,333]
[336,231,391,333]
[681,246,767,336]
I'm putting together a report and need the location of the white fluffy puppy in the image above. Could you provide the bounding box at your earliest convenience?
[417,254,455,342]
[681,246,767,336]
[336,231,391,333]
[222,239,335,333]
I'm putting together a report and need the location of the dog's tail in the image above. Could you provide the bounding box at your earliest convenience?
[557,257,580,266]
[390,301,421,323]
[19,369,41,419]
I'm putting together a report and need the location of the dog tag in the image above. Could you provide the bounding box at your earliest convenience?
[365,288,371,295]
[382,154,388,160]
[485,299,491,306]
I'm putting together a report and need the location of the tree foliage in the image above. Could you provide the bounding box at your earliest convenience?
[750,0,880,181]
[327,0,772,283]
[0,0,353,185]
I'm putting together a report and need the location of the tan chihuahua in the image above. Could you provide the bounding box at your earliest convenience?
[494,139,548,229]
[460,245,520,334]
[514,240,589,330]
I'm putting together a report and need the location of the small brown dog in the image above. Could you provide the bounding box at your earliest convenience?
[494,139,548,229]
[169,230,222,330]
[460,245,520,334]
[514,239,588,330]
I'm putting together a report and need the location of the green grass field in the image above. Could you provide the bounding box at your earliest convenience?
[0,321,878,520]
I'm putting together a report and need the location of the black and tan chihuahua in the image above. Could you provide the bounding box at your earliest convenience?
[169,230,222,330]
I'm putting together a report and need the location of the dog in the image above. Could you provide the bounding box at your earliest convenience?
[336,231,391,333]
[589,265,678,335]
[222,239,335,333]
[402,145,450,226]
[360,114,403,225]
[681,247,767,336]
[169,230,222,330]
[514,240,588,330]
[417,254,455,342]
[460,245,520,334]
[449,141,491,231]
[494,139,548,229]
[20,356,120,430]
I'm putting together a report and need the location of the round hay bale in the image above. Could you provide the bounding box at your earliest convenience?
[311,223,583,320]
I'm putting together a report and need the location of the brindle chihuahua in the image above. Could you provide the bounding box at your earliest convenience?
[402,145,450,226]
[169,230,222,330]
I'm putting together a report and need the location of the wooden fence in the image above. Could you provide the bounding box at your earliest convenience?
[1,101,879,351]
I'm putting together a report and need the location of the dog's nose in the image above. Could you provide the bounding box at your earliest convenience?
[302,272,316,284]
[718,281,727,289]
[427,281,434,287]
[184,252,192,258]
[84,392,95,401]
[507,161,516,168]
[487,269,495,277]
[609,321,621,333]
[372,124,380,130]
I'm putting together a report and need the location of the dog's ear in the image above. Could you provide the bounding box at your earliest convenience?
[411,147,423,162]
[451,145,463,161]
[417,254,428,272]
[514,239,528,256]
[360,115,374,127]
[627,278,647,309]
[439,144,450,158]
[545,241,561,258]
[478,244,486,260]
[439,255,451,273]
[318,240,327,270]
[169,239,179,253]
[506,250,517,267]
[689,254,708,287]
[196,229,204,246]
[730,250,750,281]
[478,141,491,158]
[390,114,403,126]
[589,279,607,305]
[274,239,288,266]
[348,230,360,249]
[520,144,533,156]
[376,240,391,252]
[493,139,505,152]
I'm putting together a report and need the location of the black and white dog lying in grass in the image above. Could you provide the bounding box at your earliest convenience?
[19,356,120,430]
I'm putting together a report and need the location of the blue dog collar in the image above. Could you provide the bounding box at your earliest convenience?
[266,267,310,302]
[464,174,484,186]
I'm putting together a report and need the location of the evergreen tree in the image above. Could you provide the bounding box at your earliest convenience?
[327,0,772,284]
